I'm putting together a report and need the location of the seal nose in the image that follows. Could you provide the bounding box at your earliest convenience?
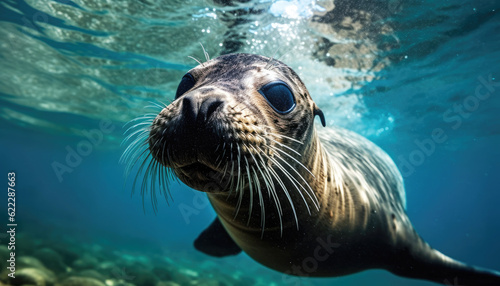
[181,94,224,126]
[199,97,223,124]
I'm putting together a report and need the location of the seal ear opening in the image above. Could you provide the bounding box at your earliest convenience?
[314,104,326,127]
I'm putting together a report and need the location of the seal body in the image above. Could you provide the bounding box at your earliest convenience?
[131,53,500,285]
[208,125,408,277]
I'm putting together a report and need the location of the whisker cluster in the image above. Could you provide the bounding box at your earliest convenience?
[120,102,175,213]
[120,101,319,231]
[215,130,319,237]
[187,43,211,67]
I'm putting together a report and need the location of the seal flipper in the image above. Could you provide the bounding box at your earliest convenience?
[389,234,500,285]
[194,217,242,257]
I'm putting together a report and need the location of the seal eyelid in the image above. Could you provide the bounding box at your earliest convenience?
[175,73,196,99]
[258,81,296,114]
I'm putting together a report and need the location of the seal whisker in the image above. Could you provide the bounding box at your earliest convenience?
[226,160,236,202]
[234,144,242,195]
[158,152,167,187]
[159,165,170,201]
[226,143,236,198]
[272,150,320,211]
[229,160,235,191]
[264,54,276,70]
[121,112,175,211]
[267,132,304,145]
[158,100,171,107]
[257,147,299,230]
[123,145,149,179]
[142,156,159,212]
[266,50,290,72]
[154,158,172,206]
[256,155,281,211]
[121,138,145,167]
[122,138,150,175]
[144,105,164,112]
[147,101,168,110]
[160,136,168,166]
[165,137,174,167]
[150,160,160,211]
[264,48,285,70]
[122,125,150,147]
[121,125,151,150]
[124,127,150,147]
[129,147,150,181]
[199,42,210,62]
[251,146,284,233]
[264,150,313,215]
[123,114,157,127]
[247,148,271,236]
[244,156,254,226]
[266,137,301,157]
[124,113,157,124]
[220,162,232,190]
[266,143,316,179]
[165,166,175,201]
[266,164,299,231]
[215,142,227,170]
[120,144,148,195]
[234,177,245,220]
[251,165,266,237]
[234,145,245,220]
[132,152,153,211]
[121,114,154,175]
[143,142,161,198]
[188,56,203,66]
[123,120,154,136]
[259,164,283,235]
[147,147,173,209]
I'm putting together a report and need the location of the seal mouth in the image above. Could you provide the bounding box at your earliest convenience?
[178,162,215,180]
[179,161,224,177]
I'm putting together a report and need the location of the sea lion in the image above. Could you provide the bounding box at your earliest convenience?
[122,53,500,285]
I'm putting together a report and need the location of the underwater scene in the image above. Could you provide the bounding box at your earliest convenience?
[0,0,499,285]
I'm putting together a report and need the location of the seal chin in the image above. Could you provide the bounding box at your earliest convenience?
[176,162,229,193]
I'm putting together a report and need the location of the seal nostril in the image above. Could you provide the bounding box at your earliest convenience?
[182,95,199,125]
[181,95,224,126]
[199,97,223,124]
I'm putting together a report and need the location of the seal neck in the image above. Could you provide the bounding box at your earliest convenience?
[207,126,326,234]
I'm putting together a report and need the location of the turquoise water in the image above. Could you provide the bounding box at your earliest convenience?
[0,0,499,285]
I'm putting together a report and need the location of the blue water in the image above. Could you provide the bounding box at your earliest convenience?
[1,0,499,285]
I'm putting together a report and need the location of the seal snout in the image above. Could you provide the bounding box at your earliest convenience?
[148,90,231,173]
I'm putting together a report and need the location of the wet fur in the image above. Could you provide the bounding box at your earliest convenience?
[122,54,500,285]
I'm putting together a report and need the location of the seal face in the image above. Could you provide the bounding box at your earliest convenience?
[147,54,321,215]
[123,53,500,285]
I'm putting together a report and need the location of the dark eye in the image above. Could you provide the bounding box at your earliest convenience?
[175,73,195,99]
[258,81,296,114]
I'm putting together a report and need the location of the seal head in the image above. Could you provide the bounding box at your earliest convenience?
[148,54,324,195]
